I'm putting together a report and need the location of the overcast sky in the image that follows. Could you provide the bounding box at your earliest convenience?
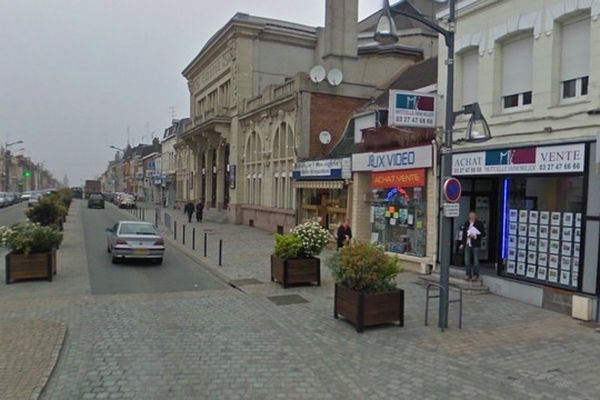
[0,0,383,186]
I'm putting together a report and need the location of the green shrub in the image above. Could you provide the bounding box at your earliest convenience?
[274,233,303,259]
[328,242,402,293]
[25,195,67,226]
[0,222,63,254]
[56,188,73,208]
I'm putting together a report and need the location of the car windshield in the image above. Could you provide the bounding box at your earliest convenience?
[119,223,156,235]
[90,194,103,200]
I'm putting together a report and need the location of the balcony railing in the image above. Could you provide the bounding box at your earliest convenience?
[243,78,301,113]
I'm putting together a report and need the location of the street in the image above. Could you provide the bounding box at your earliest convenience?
[81,203,225,295]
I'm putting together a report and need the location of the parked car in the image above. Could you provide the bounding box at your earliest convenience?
[27,194,41,208]
[106,221,165,264]
[0,193,8,208]
[87,193,105,209]
[5,192,17,205]
[20,191,33,201]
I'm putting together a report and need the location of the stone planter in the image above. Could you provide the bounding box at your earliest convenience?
[334,283,404,333]
[270,255,320,288]
[5,249,57,284]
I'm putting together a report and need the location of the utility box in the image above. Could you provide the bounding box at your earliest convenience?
[571,294,594,321]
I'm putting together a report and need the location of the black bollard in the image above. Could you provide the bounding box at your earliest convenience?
[218,239,222,266]
[192,228,196,250]
[203,233,207,257]
[174,221,177,240]
[183,224,186,245]
[154,210,158,228]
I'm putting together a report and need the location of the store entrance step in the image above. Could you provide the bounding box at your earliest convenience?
[417,274,490,295]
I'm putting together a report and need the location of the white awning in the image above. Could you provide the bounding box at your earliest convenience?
[293,180,345,190]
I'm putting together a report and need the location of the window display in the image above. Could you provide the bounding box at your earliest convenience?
[502,175,584,289]
[370,184,427,257]
[298,188,347,235]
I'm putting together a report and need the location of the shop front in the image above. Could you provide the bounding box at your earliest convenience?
[452,141,600,314]
[293,158,351,235]
[352,144,436,273]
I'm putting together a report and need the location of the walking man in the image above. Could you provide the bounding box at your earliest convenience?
[459,210,486,281]
[195,199,204,222]
[336,218,352,249]
[184,200,194,223]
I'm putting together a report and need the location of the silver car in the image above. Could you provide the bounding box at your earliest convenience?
[106,221,165,264]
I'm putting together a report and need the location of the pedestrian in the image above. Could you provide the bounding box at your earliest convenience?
[195,199,204,222]
[459,210,486,281]
[184,200,194,223]
[337,218,352,249]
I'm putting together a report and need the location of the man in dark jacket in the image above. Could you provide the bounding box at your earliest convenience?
[195,200,204,222]
[184,201,194,223]
[337,219,352,249]
[459,210,486,281]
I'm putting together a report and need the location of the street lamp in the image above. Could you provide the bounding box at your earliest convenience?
[110,145,125,152]
[375,0,490,329]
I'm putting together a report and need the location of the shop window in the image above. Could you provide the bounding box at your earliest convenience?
[244,131,263,205]
[272,122,295,209]
[502,175,584,290]
[370,169,427,257]
[299,188,348,235]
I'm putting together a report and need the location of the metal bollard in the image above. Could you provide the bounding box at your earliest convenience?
[203,233,207,257]
[218,239,223,266]
[154,210,158,228]
[142,208,145,220]
[192,228,196,250]
[174,221,177,240]
[182,224,186,245]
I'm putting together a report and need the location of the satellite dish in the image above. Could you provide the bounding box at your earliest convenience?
[327,68,343,86]
[319,130,332,145]
[309,65,326,83]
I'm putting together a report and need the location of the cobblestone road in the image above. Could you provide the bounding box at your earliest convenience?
[1,201,600,399]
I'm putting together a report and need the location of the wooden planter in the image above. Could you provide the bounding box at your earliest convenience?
[334,283,404,333]
[270,255,320,288]
[5,249,57,284]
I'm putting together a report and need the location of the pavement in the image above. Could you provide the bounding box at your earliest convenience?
[1,200,600,399]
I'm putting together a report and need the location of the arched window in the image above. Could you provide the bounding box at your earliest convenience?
[244,131,263,205]
[272,122,295,209]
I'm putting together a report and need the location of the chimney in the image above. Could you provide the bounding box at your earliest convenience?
[323,0,358,60]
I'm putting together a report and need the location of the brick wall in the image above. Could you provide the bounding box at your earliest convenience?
[309,93,366,158]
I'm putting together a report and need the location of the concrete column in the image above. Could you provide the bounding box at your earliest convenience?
[350,171,371,242]
[216,145,225,209]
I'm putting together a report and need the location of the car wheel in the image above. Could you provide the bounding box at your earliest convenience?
[155,257,163,265]
[111,255,119,264]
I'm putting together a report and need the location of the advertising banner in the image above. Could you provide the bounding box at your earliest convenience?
[352,145,433,172]
[371,168,425,188]
[388,90,436,128]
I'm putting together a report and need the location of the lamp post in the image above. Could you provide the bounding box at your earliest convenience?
[375,0,490,329]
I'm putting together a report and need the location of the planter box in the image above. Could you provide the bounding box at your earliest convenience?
[5,249,56,284]
[334,283,404,333]
[270,255,320,288]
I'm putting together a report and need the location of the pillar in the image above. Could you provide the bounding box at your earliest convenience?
[216,145,225,209]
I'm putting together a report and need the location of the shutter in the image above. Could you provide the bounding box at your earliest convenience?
[561,17,590,81]
[461,51,479,105]
[502,35,533,96]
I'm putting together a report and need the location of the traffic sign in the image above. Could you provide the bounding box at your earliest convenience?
[443,202,460,218]
[443,178,462,203]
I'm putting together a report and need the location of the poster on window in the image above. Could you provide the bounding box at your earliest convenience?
[517,262,526,276]
[518,237,527,250]
[550,227,560,240]
[528,225,538,237]
[573,257,580,272]
[539,225,549,239]
[561,242,572,256]
[509,235,517,248]
[548,268,559,283]
[538,252,548,266]
[549,254,559,269]
[538,239,548,253]
[573,242,580,257]
[537,267,547,281]
[519,224,528,236]
[508,248,517,260]
[563,212,573,227]
[509,222,517,235]
[562,227,572,242]
[507,260,516,274]
[560,270,570,286]
[529,210,538,224]
[519,210,528,223]
[539,211,550,225]
[517,250,526,262]
[509,209,518,222]
[528,238,537,251]
[551,212,561,226]
[561,256,571,271]
[549,240,560,255]
[572,272,578,287]
[527,251,537,265]
[574,228,581,243]
[575,213,582,228]
[526,265,536,278]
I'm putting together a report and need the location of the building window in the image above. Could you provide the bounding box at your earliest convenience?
[560,16,590,102]
[501,35,533,111]
[272,122,295,209]
[461,50,479,106]
[244,132,263,205]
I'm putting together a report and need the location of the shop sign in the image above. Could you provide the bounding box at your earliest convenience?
[388,90,436,128]
[293,158,351,180]
[352,145,433,172]
[371,169,425,188]
[452,143,585,176]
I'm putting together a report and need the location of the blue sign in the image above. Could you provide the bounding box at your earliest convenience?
[443,178,462,203]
